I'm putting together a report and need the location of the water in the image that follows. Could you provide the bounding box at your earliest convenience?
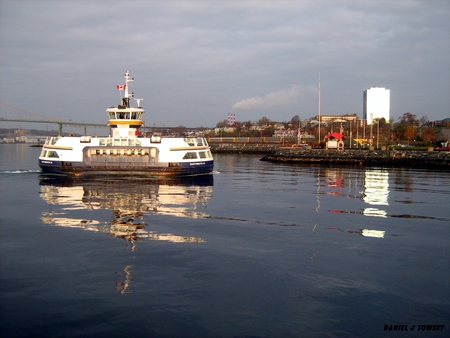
[1,144,449,338]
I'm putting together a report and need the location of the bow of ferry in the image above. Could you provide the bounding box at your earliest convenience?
[38,71,214,177]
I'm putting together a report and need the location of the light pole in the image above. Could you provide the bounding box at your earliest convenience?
[356,118,359,149]
[376,118,380,149]
[362,120,366,148]
[318,72,321,147]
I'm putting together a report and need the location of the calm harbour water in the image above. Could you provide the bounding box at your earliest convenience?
[0,143,449,338]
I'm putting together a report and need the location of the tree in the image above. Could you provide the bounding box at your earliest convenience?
[420,116,429,126]
[242,120,252,130]
[404,126,415,145]
[422,128,437,142]
[398,112,417,126]
[257,116,271,126]
[393,124,406,142]
[290,115,300,126]
[215,119,228,128]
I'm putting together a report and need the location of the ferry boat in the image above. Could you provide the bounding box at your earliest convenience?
[39,71,214,177]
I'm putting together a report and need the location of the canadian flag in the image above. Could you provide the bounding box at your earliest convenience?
[116,84,126,90]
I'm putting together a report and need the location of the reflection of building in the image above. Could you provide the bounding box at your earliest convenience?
[39,176,213,242]
[363,169,389,217]
[363,87,390,125]
[325,168,344,196]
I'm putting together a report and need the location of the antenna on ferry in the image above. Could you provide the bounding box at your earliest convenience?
[124,70,134,99]
[135,98,143,107]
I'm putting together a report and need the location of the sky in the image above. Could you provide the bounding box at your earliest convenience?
[1,0,449,130]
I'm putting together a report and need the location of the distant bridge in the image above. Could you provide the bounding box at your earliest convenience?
[0,117,108,135]
[0,117,198,136]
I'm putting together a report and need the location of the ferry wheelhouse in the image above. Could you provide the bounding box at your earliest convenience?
[39,71,214,177]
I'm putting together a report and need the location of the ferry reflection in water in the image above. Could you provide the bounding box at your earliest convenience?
[39,175,213,294]
[38,175,213,244]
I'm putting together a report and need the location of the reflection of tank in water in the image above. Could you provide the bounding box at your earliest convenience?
[39,175,213,243]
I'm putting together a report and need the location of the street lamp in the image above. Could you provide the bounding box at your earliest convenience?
[376,118,380,149]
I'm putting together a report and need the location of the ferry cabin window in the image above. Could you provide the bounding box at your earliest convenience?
[183,152,198,159]
[196,138,203,146]
[48,151,59,158]
[185,138,195,146]
[199,151,206,159]
[109,112,116,119]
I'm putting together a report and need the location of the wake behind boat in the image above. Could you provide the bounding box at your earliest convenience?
[39,71,214,177]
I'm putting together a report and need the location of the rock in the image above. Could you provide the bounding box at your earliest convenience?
[258,149,449,168]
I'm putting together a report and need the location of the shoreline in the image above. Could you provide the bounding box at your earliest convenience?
[210,144,450,168]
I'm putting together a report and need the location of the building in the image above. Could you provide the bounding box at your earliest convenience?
[315,114,358,124]
[363,87,390,125]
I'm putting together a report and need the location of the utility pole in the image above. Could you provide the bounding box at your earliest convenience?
[377,119,380,149]
[356,118,359,149]
[318,72,321,146]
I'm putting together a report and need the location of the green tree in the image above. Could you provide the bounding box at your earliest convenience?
[393,124,406,142]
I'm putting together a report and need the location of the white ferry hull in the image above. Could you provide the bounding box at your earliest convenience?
[39,158,213,177]
[39,137,214,178]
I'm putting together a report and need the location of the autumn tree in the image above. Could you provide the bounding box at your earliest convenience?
[404,126,415,145]
[422,128,437,142]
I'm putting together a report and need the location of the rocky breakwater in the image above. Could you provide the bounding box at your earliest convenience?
[260,148,450,168]
[210,143,279,154]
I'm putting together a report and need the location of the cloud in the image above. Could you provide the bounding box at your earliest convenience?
[1,0,449,129]
[232,85,315,110]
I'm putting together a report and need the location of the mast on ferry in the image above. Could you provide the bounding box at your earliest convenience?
[108,71,145,138]
[120,70,134,108]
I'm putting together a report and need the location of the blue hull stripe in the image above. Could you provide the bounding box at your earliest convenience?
[39,159,214,176]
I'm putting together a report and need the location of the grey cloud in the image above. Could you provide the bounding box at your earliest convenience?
[0,0,448,128]
[233,85,316,111]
